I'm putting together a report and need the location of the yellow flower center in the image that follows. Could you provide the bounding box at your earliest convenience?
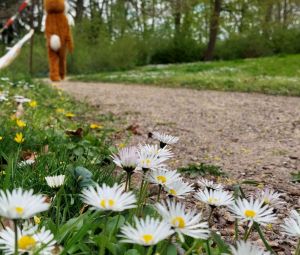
[169,189,177,195]
[142,234,153,244]
[157,175,167,184]
[100,199,115,208]
[244,209,256,218]
[15,206,24,215]
[208,197,219,204]
[145,159,151,166]
[171,216,186,228]
[18,235,36,250]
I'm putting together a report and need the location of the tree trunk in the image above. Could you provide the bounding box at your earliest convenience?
[75,0,84,22]
[174,0,182,40]
[204,0,222,61]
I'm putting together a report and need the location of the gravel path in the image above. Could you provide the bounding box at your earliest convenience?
[60,81,300,193]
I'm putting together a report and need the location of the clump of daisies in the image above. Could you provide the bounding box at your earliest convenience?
[0,188,51,255]
[0,224,56,254]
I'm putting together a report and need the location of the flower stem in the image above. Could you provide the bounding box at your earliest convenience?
[146,246,153,255]
[206,240,211,255]
[184,240,197,255]
[234,219,239,241]
[295,239,300,255]
[128,173,132,191]
[243,223,254,241]
[109,214,121,241]
[207,206,215,227]
[157,185,162,202]
[56,189,62,226]
[254,223,276,254]
[14,219,18,255]
[125,173,129,192]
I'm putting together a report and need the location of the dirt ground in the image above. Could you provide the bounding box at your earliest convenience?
[59,81,300,193]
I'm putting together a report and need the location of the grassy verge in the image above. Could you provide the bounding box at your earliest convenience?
[74,54,300,96]
[0,75,116,209]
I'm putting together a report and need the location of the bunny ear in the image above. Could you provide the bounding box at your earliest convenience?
[64,1,75,26]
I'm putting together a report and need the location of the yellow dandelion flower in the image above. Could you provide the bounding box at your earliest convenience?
[65,112,75,118]
[16,119,26,128]
[29,100,37,108]
[90,123,103,129]
[14,133,25,144]
[0,136,3,141]
[56,108,64,113]
[34,216,41,225]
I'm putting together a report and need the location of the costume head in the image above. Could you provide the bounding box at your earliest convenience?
[44,0,65,14]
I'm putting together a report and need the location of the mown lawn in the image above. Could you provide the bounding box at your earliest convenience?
[75,54,300,96]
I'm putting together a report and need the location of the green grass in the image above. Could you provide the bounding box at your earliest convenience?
[74,54,300,96]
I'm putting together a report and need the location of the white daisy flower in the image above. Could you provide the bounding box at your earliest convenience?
[81,183,137,212]
[257,188,284,207]
[137,154,166,171]
[281,210,300,237]
[0,94,8,102]
[111,146,138,172]
[195,188,233,207]
[14,95,31,104]
[151,132,179,147]
[137,144,172,171]
[155,200,209,241]
[147,168,182,186]
[0,189,50,219]
[230,241,270,255]
[18,159,35,168]
[164,180,194,199]
[0,225,56,254]
[198,178,223,191]
[119,216,174,246]
[138,144,173,161]
[230,197,276,225]
[45,175,65,188]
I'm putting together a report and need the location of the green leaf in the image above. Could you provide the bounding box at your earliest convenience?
[107,215,126,232]
[124,249,141,255]
[166,244,177,255]
[70,166,97,188]
[211,231,230,253]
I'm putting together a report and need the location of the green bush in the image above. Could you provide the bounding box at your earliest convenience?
[2,25,300,77]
